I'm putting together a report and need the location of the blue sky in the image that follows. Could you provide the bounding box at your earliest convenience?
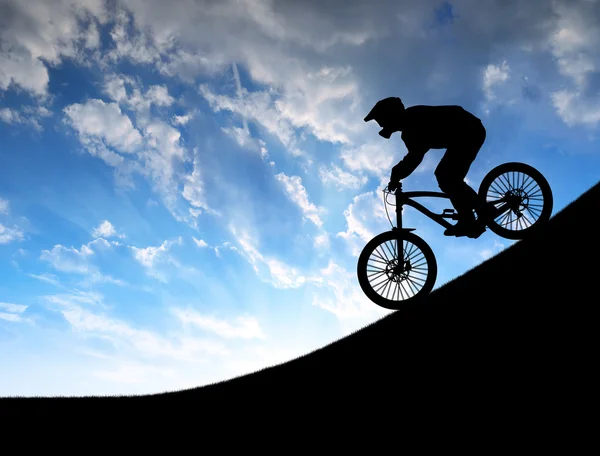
[1,0,600,396]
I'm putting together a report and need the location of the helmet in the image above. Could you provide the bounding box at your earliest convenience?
[364,97,405,138]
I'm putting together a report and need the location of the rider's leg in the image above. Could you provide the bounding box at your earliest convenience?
[435,123,486,236]
[435,152,478,222]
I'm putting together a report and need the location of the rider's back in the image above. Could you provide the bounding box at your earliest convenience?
[401,105,482,150]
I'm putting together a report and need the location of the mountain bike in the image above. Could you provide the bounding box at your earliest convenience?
[356,162,553,310]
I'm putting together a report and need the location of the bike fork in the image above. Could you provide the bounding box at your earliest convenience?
[395,195,405,272]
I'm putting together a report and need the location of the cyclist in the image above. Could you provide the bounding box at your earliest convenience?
[364,96,487,238]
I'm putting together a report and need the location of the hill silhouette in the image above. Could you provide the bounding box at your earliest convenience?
[2,180,598,408]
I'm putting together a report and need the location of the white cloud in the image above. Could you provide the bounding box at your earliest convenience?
[0,198,8,214]
[551,90,600,126]
[92,220,125,239]
[314,232,330,249]
[0,302,30,323]
[545,1,600,126]
[146,85,175,107]
[0,302,28,313]
[228,224,317,289]
[181,154,211,218]
[172,309,266,339]
[63,99,143,155]
[39,239,122,286]
[172,114,192,125]
[274,172,325,228]
[44,291,231,362]
[28,273,61,287]
[40,243,95,274]
[336,189,390,256]
[200,83,304,157]
[0,224,24,244]
[130,237,182,269]
[0,0,106,97]
[0,108,23,124]
[339,141,398,177]
[192,237,208,248]
[310,259,391,335]
[318,164,368,191]
[0,106,48,130]
[483,60,510,100]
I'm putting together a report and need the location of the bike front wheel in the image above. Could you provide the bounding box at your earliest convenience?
[357,230,437,310]
[478,162,553,240]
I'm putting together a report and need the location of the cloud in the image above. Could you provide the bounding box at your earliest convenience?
[274,172,325,229]
[0,0,106,97]
[483,60,510,100]
[0,224,24,244]
[0,106,50,130]
[180,152,221,223]
[0,302,30,323]
[310,259,391,335]
[71,76,217,226]
[336,189,390,256]
[43,291,231,361]
[314,232,330,249]
[172,114,192,125]
[318,164,368,191]
[40,243,95,274]
[228,225,318,289]
[92,220,125,239]
[192,237,208,248]
[39,239,124,286]
[0,198,9,214]
[551,90,600,127]
[171,309,266,339]
[28,273,61,287]
[130,237,182,269]
[63,98,143,156]
[339,141,399,177]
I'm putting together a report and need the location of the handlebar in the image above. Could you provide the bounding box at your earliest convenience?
[385,181,402,193]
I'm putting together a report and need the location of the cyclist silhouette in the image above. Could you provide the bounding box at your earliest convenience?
[364,97,487,238]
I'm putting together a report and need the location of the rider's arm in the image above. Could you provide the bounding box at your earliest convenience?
[391,147,428,182]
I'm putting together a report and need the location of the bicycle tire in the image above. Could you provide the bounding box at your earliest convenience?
[478,162,553,240]
[357,230,437,310]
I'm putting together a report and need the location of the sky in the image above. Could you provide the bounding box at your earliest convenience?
[1,0,600,396]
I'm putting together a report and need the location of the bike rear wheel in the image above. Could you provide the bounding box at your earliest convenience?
[357,230,437,310]
[478,162,553,240]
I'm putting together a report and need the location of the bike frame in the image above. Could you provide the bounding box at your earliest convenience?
[391,184,515,232]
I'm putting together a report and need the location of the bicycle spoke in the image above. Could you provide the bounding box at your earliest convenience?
[372,248,388,264]
[373,276,391,295]
[490,182,506,195]
[522,178,538,195]
[367,260,388,270]
[404,277,419,296]
[488,187,504,198]
[525,204,541,217]
[521,212,534,227]
[379,244,392,263]
[367,269,387,280]
[501,174,513,192]
[521,174,532,190]
[383,278,394,300]
[383,240,396,261]
[499,211,512,227]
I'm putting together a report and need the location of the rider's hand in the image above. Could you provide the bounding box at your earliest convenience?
[388,180,399,192]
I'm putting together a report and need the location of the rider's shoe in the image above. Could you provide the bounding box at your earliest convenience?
[444,218,486,238]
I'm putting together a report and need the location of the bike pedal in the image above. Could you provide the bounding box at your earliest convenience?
[443,209,455,214]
